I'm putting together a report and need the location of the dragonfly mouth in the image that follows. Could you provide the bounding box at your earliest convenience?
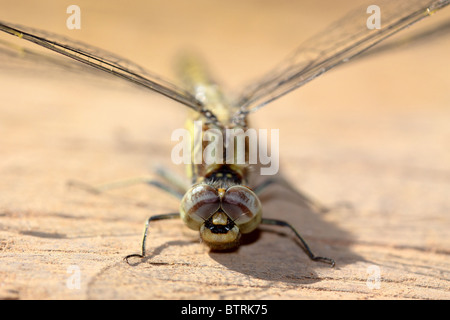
[204,216,235,234]
[200,211,241,250]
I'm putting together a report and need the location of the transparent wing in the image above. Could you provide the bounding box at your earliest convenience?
[0,21,223,127]
[233,0,450,124]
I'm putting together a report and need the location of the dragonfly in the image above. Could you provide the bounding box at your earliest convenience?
[1,0,449,268]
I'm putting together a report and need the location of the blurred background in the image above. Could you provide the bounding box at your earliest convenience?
[1,0,449,213]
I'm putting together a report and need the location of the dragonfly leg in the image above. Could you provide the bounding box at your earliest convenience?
[153,165,189,194]
[67,176,184,200]
[261,218,335,267]
[125,213,180,263]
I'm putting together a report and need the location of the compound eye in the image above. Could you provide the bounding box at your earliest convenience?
[221,186,261,225]
[180,184,220,223]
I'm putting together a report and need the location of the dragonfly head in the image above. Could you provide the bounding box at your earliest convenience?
[180,183,262,250]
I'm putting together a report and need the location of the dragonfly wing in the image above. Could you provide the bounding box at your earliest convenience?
[233,0,450,124]
[0,21,224,128]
